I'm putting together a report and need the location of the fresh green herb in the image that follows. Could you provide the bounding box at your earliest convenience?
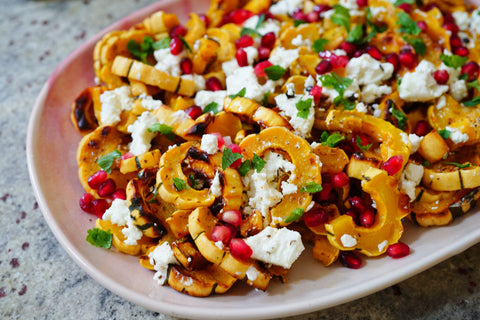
[148,123,175,140]
[459,73,469,80]
[238,160,252,176]
[284,208,304,223]
[294,19,307,27]
[264,65,286,81]
[318,73,354,109]
[222,148,243,170]
[356,135,372,151]
[188,174,197,189]
[147,186,159,203]
[240,27,261,37]
[402,35,426,55]
[228,87,247,99]
[300,182,323,194]
[203,102,219,114]
[252,153,266,172]
[312,39,329,53]
[173,177,190,191]
[467,80,480,92]
[152,36,171,50]
[443,161,471,169]
[463,97,480,107]
[397,11,421,35]
[263,92,271,107]
[255,14,266,29]
[438,129,451,140]
[422,160,431,167]
[86,228,112,249]
[394,0,414,6]
[178,35,192,52]
[97,150,121,173]
[341,99,356,110]
[331,5,351,31]
[391,108,408,130]
[396,76,402,88]
[127,36,170,64]
[296,98,313,119]
[440,53,468,69]
[346,24,365,45]
[320,131,345,147]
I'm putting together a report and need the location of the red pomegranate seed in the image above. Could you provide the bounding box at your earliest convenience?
[112,189,126,200]
[354,133,372,151]
[254,60,273,77]
[340,41,358,57]
[330,54,349,68]
[382,155,403,176]
[397,3,411,13]
[417,21,427,32]
[257,47,271,61]
[261,32,276,49]
[433,70,449,85]
[332,172,349,188]
[337,140,355,157]
[235,35,254,49]
[304,207,329,228]
[399,49,417,69]
[349,196,366,214]
[386,53,400,73]
[120,152,134,160]
[292,9,306,21]
[180,57,193,74]
[366,46,383,60]
[356,0,368,7]
[359,208,375,227]
[343,209,360,225]
[386,242,410,258]
[309,85,323,103]
[315,60,333,75]
[220,210,243,226]
[414,120,431,136]
[210,132,225,149]
[97,178,116,197]
[424,3,439,11]
[454,46,469,57]
[306,11,320,22]
[339,251,362,269]
[169,25,187,38]
[211,225,234,245]
[88,170,107,190]
[198,14,210,27]
[91,199,109,218]
[236,48,249,67]
[461,61,480,81]
[315,182,333,202]
[450,35,463,48]
[227,144,242,168]
[226,9,253,25]
[185,105,203,119]
[170,37,184,55]
[229,238,252,260]
[205,77,223,91]
[443,13,455,24]
[353,50,364,58]
[79,192,94,213]
[443,22,459,35]
[314,4,332,13]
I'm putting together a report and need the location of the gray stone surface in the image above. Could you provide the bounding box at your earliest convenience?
[1,0,479,319]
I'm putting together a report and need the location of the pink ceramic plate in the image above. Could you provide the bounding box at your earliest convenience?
[27,1,480,319]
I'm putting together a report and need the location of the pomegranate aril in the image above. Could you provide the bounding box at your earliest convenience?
[120,152,134,161]
[79,193,94,213]
[304,207,329,228]
[339,251,362,269]
[170,37,184,55]
[454,46,469,57]
[291,9,306,21]
[433,70,449,85]
[386,53,400,73]
[210,132,225,149]
[261,32,276,49]
[315,60,333,75]
[443,13,456,24]
[91,199,109,218]
[220,210,243,226]
[97,178,116,197]
[382,155,403,176]
[450,35,463,48]
[414,120,431,136]
[199,14,210,27]
[359,208,375,227]
[315,182,333,202]
[112,189,126,200]
[340,41,357,57]
[226,9,253,25]
[306,11,320,23]
[397,3,411,13]
[353,50,364,58]
[443,22,459,35]
[314,4,332,13]
[235,35,254,49]
[169,25,187,38]
[205,77,223,91]
[257,47,271,61]
[87,170,107,190]
[180,57,193,74]
[343,209,360,225]
[254,60,273,77]
[229,238,252,261]
[236,48,249,67]
[309,85,323,103]
[227,144,242,168]
[399,49,417,69]
[416,21,427,32]
[349,196,366,214]
[461,61,480,82]
[332,172,349,188]
[355,133,372,150]
[386,242,410,258]
[330,54,349,68]
[356,0,368,7]
[366,46,383,60]
[185,105,203,119]
[211,225,234,245]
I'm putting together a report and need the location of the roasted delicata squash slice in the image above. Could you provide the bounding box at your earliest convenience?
[153,106,213,141]
[120,149,162,174]
[71,86,105,134]
[422,164,480,191]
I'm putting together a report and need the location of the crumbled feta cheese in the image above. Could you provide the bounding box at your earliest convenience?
[210,171,222,197]
[340,234,357,248]
[149,242,178,285]
[270,0,304,16]
[346,54,394,86]
[215,240,224,250]
[127,111,158,156]
[275,93,315,138]
[400,132,411,147]
[246,266,259,281]
[355,102,367,113]
[244,46,259,65]
[140,95,163,110]
[399,162,424,201]
[201,134,219,155]
[378,240,389,252]
[243,15,282,36]
[181,74,206,92]
[370,6,387,18]
[103,199,143,245]
[99,86,134,125]
[408,134,423,153]
[372,104,382,118]
[436,95,446,109]
[269,47,299,69]
[153,48,186,77]
[361,84,392,104]
[281,181,297,195]
[450,79,468,102]
[453,11,470,31]
[446,126,469,144]
[194,90,228,111]
[339,0,364,16]
[226,66,277,102]
[244,226,305,269]
[398,60,449,101]
[304,75,315,94]
[470,9,480,35]
[291,35,311,47]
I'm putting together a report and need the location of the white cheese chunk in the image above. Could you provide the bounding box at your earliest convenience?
[245,226,305,269]
[269,47,299,69]
[148,242,178,285]
[99,86,134,125]
[200,134,219,155]
[340,234,357,248]
[270,0,304,16]
[209,171,222,197]
[153,48,186,77]
[398,60,449,101]
[275,93,315,138]
[399,163,424,201]
[346,54,394,86]
[469,9,480,35]
[127,111,158,156]
[453,11,470,31]
[102,199,143,245]
[243,16,282,36]
[225,66,277,102]
[140,95,163,111]
[180,74,206,92]
[408,134,423,153]
[450,79,468,102]
[446,126,469,144]
[194,90,228,111]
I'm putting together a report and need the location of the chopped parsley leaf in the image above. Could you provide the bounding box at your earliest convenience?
[264,65,286,81]
[438,129,451,140]
[443,161,471,169]
[463,97,480,107]
[203,102,219,114]
[148,123,175,140]
[312,39,329,53]
[300,182,323,194]
[331,5,351,31]
[86,228,112,249]
[229,87,246,99]
[97,150,121,173]
[397,11,421,35]
[221,148,243,170]
[402,35,426,55]
[284,208,304,223]
[320,131,345,147]
[252,153,266,172]
[440,53,468,69]
[391,108,408,130]
[173,177,190,191]
[296,97,313,119]
[356,135,372,151]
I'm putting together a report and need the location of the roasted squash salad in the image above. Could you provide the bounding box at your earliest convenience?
[72,0,480,296]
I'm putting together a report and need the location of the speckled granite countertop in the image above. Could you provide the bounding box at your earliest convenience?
[2,0,480,319]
